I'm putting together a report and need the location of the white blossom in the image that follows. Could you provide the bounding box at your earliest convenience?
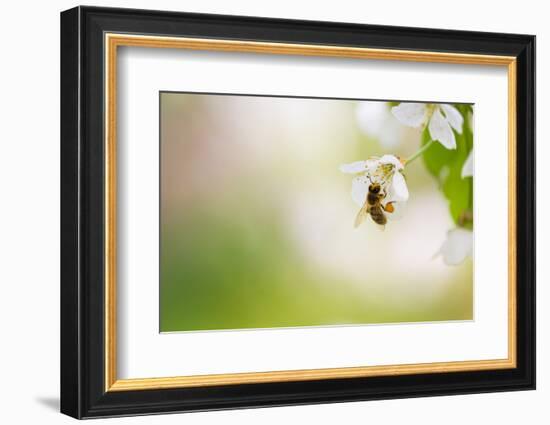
[461,150,474,178]
[391,103,463,150]
[436,228,473,265]
[340,154,409,225]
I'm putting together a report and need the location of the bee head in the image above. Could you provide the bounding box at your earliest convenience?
[369,184,380,194]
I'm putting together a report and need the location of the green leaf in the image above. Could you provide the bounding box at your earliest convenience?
[419,105,473,227]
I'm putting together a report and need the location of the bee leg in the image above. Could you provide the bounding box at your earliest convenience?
[384,202,395,213]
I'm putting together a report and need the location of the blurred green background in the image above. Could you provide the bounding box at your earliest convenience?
[160,93,473,332]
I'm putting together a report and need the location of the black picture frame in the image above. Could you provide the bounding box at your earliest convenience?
[61,5,535,419]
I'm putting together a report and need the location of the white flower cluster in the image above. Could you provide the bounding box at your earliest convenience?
[391,103,463,150]
[340,154,409,226]
[345,101,474,266]
[391,102,474,182]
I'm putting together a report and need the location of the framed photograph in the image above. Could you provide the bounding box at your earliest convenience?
[60,6,535,419]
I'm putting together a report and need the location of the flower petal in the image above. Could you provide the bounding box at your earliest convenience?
[340,161,368,174]
[391,103,428,128]
[387,171,409,203]
[351,175,369,206]
[428,108,456,149]
[440,104,464,134]
[461,149,474,178]
[364,158,381,173]
[437,228,473,265]
[379,154,404,170]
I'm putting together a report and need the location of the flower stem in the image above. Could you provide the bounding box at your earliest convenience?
[404,139,435,166]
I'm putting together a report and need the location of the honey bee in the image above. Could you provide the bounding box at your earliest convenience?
[354,183,395,228]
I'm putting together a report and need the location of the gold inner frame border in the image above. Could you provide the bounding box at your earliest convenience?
[104,33,517,392]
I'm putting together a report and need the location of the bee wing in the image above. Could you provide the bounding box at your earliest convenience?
[354,206,369,228]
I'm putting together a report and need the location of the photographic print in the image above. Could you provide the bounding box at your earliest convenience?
[160,92,474,332]
[61,9,535,417]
